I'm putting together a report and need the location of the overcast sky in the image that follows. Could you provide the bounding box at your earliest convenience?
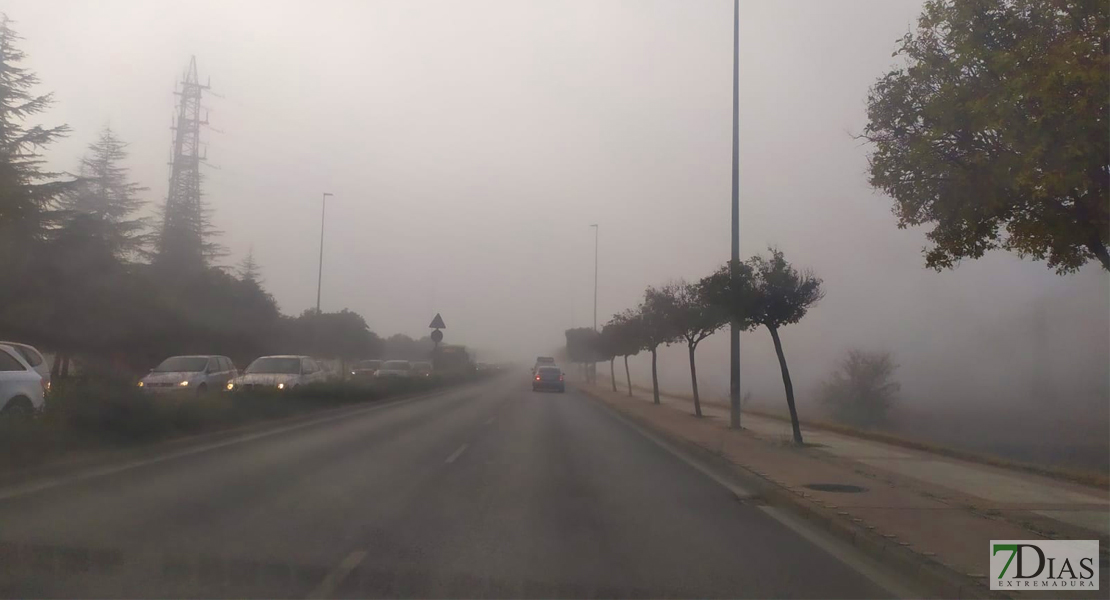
[7,0,1108,415]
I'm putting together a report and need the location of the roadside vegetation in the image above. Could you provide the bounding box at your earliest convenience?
[0,370,490,473]
[569,247,823,445]
[0,16,441,382]
[819,349,900,429]
[565,0,1108,448]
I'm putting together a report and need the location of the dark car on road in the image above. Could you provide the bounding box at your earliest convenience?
[350,359,382,381]
[532,366,565,393]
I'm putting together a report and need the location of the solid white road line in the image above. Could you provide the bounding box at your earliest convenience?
[307,549,367,599]
[445,443,469,464]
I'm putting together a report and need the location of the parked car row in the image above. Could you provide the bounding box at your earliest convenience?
[0,344,449,418]
[349,359,434,380]
[138,354,335,394]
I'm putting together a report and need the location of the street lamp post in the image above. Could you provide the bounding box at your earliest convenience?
[590,223,599,385]
[590,224,599,331]
[316,192,333,313]
[728,0,742,429]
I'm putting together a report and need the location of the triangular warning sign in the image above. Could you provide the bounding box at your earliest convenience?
[429,313,446,329]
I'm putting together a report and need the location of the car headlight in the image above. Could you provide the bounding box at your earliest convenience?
[137,381,144,388]
[179,380,190,387]
[277,382,285,390]
[226,382,235,391]
[351,370,356,375]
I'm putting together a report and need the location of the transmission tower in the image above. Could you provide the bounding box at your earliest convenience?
[156,56,211,273]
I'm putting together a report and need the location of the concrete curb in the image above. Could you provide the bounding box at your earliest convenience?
[577,384,1004,600]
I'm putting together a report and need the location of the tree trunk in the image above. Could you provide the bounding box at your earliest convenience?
[610,358,617,392]
[624,355,632,396]
[688,343,702,417]
[650,347,660,405]
[1089,230,1110,272]
[767,325,803,445]
[50,353,62,379]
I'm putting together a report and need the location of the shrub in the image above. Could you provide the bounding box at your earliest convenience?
[819,349,900,428]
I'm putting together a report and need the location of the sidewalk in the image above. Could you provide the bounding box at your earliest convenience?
[582,380,1109,599]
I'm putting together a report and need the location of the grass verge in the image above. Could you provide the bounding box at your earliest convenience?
[0,372,489,473]
[616,379,1109,490]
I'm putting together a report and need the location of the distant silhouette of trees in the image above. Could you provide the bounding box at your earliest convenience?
[58,126,149,260]
[0,17,420,376]
[237,247,263,286]
[820,349,900,428]
[862,0,1109,273]
[285,309,382,371]
[564,327,600,383]
[381,334,435,361]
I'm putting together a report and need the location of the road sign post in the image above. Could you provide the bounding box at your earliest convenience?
[429,314,446,368]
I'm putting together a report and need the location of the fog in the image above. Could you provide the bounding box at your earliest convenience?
[7,1,1108,462]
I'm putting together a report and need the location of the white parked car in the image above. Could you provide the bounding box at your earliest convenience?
[375,360,413,378]
[138,355,238,395]
[0,341,50,393]
[0,343,45,417]
[227,355,328,391]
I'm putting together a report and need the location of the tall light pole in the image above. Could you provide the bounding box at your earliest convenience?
[590,223,599,385]
[590,224,599,331]
[316,192,333,313]
[728,0,742,429]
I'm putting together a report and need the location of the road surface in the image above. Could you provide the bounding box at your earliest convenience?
[0,375,901,598]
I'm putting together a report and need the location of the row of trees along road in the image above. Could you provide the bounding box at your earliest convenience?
[0,16,422,377]
[568,248,822,445]
[569,0,1108,443]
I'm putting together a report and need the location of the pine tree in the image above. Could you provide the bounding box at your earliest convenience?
[59,126,149,260]
[237,246,263,285]
[0,14,72,248]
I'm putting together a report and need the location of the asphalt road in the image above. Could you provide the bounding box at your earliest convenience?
[0,375,898,598]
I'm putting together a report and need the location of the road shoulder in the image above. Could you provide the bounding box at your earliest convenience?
[578,382,1025,599]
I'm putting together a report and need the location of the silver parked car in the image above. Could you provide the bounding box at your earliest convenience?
[374,360,413,378]
[227,355,329,391]
[138,355,238,395]
[0,341,50,393]
[0,343,45,417]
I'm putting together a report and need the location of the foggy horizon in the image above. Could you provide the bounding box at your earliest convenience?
[6,0,1107,415]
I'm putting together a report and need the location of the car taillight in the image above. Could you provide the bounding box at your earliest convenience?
[535,375,541,381]
[559,375,564,381]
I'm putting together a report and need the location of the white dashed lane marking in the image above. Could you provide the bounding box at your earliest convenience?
[445,443,469,464]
